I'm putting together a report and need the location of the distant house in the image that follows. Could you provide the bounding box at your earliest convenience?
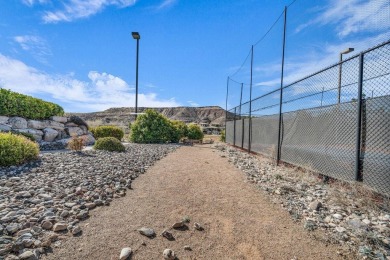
[199,117,211,127]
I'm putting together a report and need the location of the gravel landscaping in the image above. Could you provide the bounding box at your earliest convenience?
[0,144,178,260]
[215,144,390,259]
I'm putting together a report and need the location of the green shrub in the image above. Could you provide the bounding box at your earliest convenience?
[0,132,39,166]
[130,109,179,143]
[187,123,204,140]
[0,88,64,119]
[171,120,188,141]
[93,137,125,152]
[220,129,226,142]
[90,125,124,141]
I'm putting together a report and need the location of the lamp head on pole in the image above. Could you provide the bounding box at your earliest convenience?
[132,32,140,40]
[340,47,354,55]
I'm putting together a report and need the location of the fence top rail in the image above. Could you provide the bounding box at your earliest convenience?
[227,39,390,112]
[282,39,390,90]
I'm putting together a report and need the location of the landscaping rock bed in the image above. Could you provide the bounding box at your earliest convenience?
[215,144,390,259]
[0,144,177,260]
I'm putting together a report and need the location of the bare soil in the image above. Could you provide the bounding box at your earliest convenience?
[42,145,345,260]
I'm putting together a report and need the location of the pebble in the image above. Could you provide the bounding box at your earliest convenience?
[53,223,68,232]
[309,201,322,211]
[194,222,203,231]
[332,214,343,220]
[19,251,35,260]
[137,227,156,238]
[163,249,175,260]
[161,230,174,240]
[72,226,81,235]
[172,222,184,229]
[119,247,132,260]
[41,221,53,230]
[0,144,176,260]
[335,227,346,233]
[214,143,390,259]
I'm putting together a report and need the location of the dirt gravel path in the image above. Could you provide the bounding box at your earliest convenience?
[43,145,343,260]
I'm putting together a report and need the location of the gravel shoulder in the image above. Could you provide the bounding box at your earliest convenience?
[42,145,344,260]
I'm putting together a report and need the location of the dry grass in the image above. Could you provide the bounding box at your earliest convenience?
[329,181,390,212]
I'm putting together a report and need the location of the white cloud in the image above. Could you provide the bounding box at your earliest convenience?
[0,54,180,112]
[296,0,390,37]
[40,0,136,23]
[187,100,199,107]
[22,0,49,6]
[157,0,177,10]
[13,35,52,64]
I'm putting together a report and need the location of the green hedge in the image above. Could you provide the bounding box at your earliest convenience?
[94,137,125,152]
[0,132,39,166]
[90,125,124,141]
[0,89,64,119]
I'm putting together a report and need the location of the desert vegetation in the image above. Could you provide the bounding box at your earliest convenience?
[0,89,64,119]
[0,132,39,166]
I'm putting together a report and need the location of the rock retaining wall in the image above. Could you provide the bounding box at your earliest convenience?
[0,115,95,150]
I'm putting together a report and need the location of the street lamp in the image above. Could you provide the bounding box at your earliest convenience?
[132,32,140,119]
[338,47,354,103]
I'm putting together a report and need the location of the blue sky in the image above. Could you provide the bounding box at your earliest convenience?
[0,0,389,112]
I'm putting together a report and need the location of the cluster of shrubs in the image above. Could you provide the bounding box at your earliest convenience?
[0,90,65,166]
[0,89,64,119]
[130,109,204,143]
[89,125,126,152]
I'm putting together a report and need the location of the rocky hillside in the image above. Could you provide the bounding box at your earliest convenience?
[68,106,228,132]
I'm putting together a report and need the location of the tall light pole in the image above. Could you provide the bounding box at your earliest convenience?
[132,32,140,119]
[338,47,354,103]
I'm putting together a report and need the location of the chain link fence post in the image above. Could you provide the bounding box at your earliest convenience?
[355,53,364,181]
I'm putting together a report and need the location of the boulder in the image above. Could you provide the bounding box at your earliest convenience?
[15,129,44,142]
[0,124,11,132]
[27,120,47,130]
[69,115,88,129]
[8,117,27,129]
[65,122,78,127]
[50,116,68,123]
[56,130,69,140]
[82,133,96,146]
[43,128,59,142]
[0,116,9,124]
[43,120,65,131]
[80,125,88,135]
[66,127,84,136]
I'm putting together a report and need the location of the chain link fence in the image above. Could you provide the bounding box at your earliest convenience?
[226,40,390,195]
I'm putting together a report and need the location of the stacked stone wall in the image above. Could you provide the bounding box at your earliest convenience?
[0,115,95,150]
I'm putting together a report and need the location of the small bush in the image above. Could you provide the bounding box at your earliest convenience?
[93,137,125,152]
[68,135,85,151]
[130,109,179,143]
[0,132,39,166]
[90,125,124,141]
[187,123,204,140]
[0,88,64,119]
[220,129,226,142]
